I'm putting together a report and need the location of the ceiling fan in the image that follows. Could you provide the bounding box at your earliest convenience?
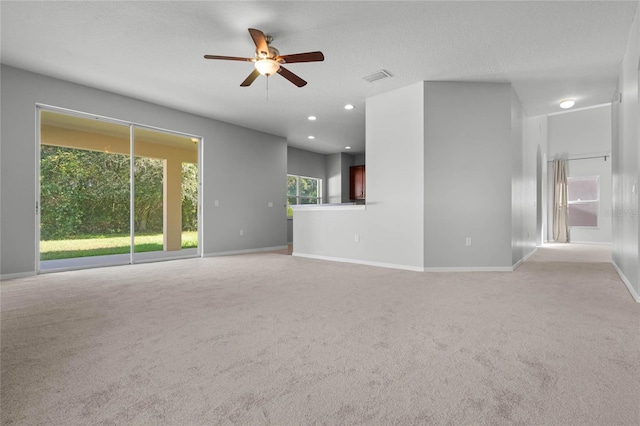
[204,28,324,87]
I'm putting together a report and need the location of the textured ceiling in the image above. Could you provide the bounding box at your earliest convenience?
[1,1,637,154]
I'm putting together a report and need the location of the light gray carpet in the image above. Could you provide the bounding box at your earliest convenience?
[1,245,639,425]
[527,242,613,263]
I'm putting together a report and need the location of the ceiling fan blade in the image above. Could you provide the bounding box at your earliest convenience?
[204,55,253,62]
[248,28,270,57]
[240,69,261,87]
[277,51,325,64]
[277,66,307,87]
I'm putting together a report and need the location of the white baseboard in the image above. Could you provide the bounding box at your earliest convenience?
[294,252,534,273]
[424,266,514,272]
[1,271,36,281]
[293,252,424,272]
[568,241,613,245]
[611,260,640,303]
[205,245,288,257]
[511,247,538,270]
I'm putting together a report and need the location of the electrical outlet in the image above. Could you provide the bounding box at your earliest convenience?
[268,202,273,207]
[214,200,220,207]
[240,229,244,237]
[465,237,471,247]
[354,234,360,242]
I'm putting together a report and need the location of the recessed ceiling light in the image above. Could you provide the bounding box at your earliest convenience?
[308,116,317,121]
[559,99,575,109]
[344,104,354,110]
[308,135,315,140]
[345,146,351,150]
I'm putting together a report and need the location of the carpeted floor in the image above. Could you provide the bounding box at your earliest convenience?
[1,244,638,425]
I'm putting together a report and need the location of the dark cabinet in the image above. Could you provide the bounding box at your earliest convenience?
[349,165,366,200]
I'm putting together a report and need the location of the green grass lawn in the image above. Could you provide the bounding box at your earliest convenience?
[40,231,198,261]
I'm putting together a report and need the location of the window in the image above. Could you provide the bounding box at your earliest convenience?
[567,176,599,227]
[287,174,322,216]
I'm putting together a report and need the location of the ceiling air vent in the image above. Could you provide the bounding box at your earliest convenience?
[362,69,392,83]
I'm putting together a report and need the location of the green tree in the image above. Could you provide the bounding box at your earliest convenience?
[40,146,199,240]
[40,146,131,239]
[133,157,163,233]
[181,162,198,231]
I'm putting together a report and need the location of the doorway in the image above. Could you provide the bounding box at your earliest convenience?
[37,107,201,272]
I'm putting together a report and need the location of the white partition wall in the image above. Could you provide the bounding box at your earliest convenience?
[363,82,426,268]
[293,82,425,271]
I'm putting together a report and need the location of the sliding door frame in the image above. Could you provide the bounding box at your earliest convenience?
[36,103,203,273]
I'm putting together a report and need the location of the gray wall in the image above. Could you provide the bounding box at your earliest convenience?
[511,88,523,265]
[286,146,327,243]
[326,153,342,204]
[326,152,356,204]
[287,146,327,187]
[423,82,515,268]
[612,5,639,301]
[520,105,540,260]
[1,65,287,278]
[547,105,612,243]
[524,115,549,246]
[340,153,356,203]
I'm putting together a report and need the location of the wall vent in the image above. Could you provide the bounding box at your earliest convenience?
[362,69,392,83]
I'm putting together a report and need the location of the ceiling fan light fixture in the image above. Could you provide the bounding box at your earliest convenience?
[255,59,280,76]
[205,28,323,87]
[559,98,575,109]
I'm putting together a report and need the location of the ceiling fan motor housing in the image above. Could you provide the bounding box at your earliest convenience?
[256,45,280,61]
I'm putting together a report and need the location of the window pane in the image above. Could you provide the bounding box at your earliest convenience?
[569,202,598,227]
[568,177,598,202]
[299,177,318,197]
[287,175,298,196]
[300,197,320,205]
[286,196,297,217]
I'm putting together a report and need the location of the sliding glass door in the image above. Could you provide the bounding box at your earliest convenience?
[38,107,200,272]
[132,127,199,263]
[39,110,132,270]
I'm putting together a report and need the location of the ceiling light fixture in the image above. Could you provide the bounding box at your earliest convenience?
[308,116,317,121]
[344,104,354,110]
[308,135,315,140]
[559,99,575,109]
[345,146,352,150]
[254,59,280,76]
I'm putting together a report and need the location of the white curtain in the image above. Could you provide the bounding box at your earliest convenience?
[553,159,569,243]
